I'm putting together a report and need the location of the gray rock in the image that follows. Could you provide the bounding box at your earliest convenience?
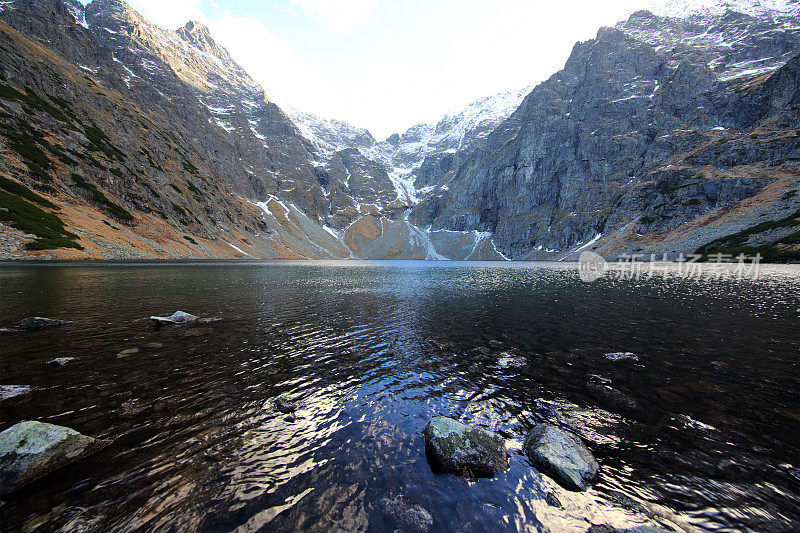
[149,311,219,325]
[586,382,645,419]
[497,353,527,368]
[605,352,639,362]
[46,357,76,366]
[423,416,508,475]
[19,317,72,330]
[118,399,152,419]
[275,396,296,414]
[149,311,199,325]
[0,421,110,495]
[545,491,562,507]
[523,424,599,491]
[0,385,33,401]
[379,494,433,532]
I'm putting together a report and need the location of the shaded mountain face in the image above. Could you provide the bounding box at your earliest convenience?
[407,6,800,260]
[0,0,798,260]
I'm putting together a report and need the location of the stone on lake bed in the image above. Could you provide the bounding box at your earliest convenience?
[604,352,639,362]
[0,421,110,495]
[18,317,72,330]
[423,416,508,475]
[380,494,433,532]
[523,424,599,491]
[46,357,76,367]
[497,352,527,368]
[149,311,219,325]
[275,396,296,414]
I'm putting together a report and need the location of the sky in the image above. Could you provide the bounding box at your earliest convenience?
[79,0,742,139]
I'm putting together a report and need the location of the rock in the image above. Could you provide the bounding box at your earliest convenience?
[149,311,219,326]
[150,311,198,325]
[275,396,296,414]
[423,416,508,475]
[428,338,450,351]
[18,317,72,330]
[604,352,639,362]
[497,353,527,368]
[545,491,562,507]
[586,382,645,419]
[523,424,599,491]
[116,348,140,358]
[0,421,110,495]
[46,357,76,367]
[0,385,33,401]
[118,399,152,419]
[379,494,433,532]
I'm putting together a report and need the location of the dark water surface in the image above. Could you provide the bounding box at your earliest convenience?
[0,261,798,532]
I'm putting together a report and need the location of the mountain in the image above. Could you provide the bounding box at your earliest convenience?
[0,0,798,261]
[408,4,800,261]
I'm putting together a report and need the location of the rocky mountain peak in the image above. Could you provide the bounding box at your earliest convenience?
[177,20,218,52]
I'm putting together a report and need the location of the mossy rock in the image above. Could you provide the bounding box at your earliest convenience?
[423,416,508,475]
[0,421,110,495]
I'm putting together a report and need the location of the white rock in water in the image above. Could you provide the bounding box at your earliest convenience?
[604,352,639,362]
[149,311,199,324]
[0,385,33,401]
[0,421,110,494]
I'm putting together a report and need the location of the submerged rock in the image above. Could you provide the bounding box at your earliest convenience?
[604,352,639,362]
[523,424,599,491]
[423,416,508,475]
[586,382,645,419]
[275,396,296,414]
[380,494,433,532]
[0,421,109,495]
[497,352,527,368]
[118,399,152,419]
[116,348,140,359]
[18,317,72,330]
[149,311,218,326]
[46,357,76,367]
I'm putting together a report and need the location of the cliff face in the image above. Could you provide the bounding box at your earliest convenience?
[408,7,800,260]
[0,0,350,259]
[0,0,798,261]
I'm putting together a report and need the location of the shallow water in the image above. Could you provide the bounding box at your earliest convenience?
[0,260,798,532]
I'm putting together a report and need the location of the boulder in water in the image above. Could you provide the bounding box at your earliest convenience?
[149,311,218,326]
[423,416,508,475]
[46,357,76,367]
[604,352,639,362]
[0,421,110,495]
[586,382,645,419]
[18,317,72,330]
[523,423,598,491]
[379,494,433,532]
[275,396,296,414]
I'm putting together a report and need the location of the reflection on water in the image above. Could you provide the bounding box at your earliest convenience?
[0,261,798,532]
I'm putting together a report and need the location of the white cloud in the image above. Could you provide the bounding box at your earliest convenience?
[290,0,377,35]
[207,13,318,106]
[125,0,206,29]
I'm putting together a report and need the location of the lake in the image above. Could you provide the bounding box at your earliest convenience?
[0,261,798,532]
